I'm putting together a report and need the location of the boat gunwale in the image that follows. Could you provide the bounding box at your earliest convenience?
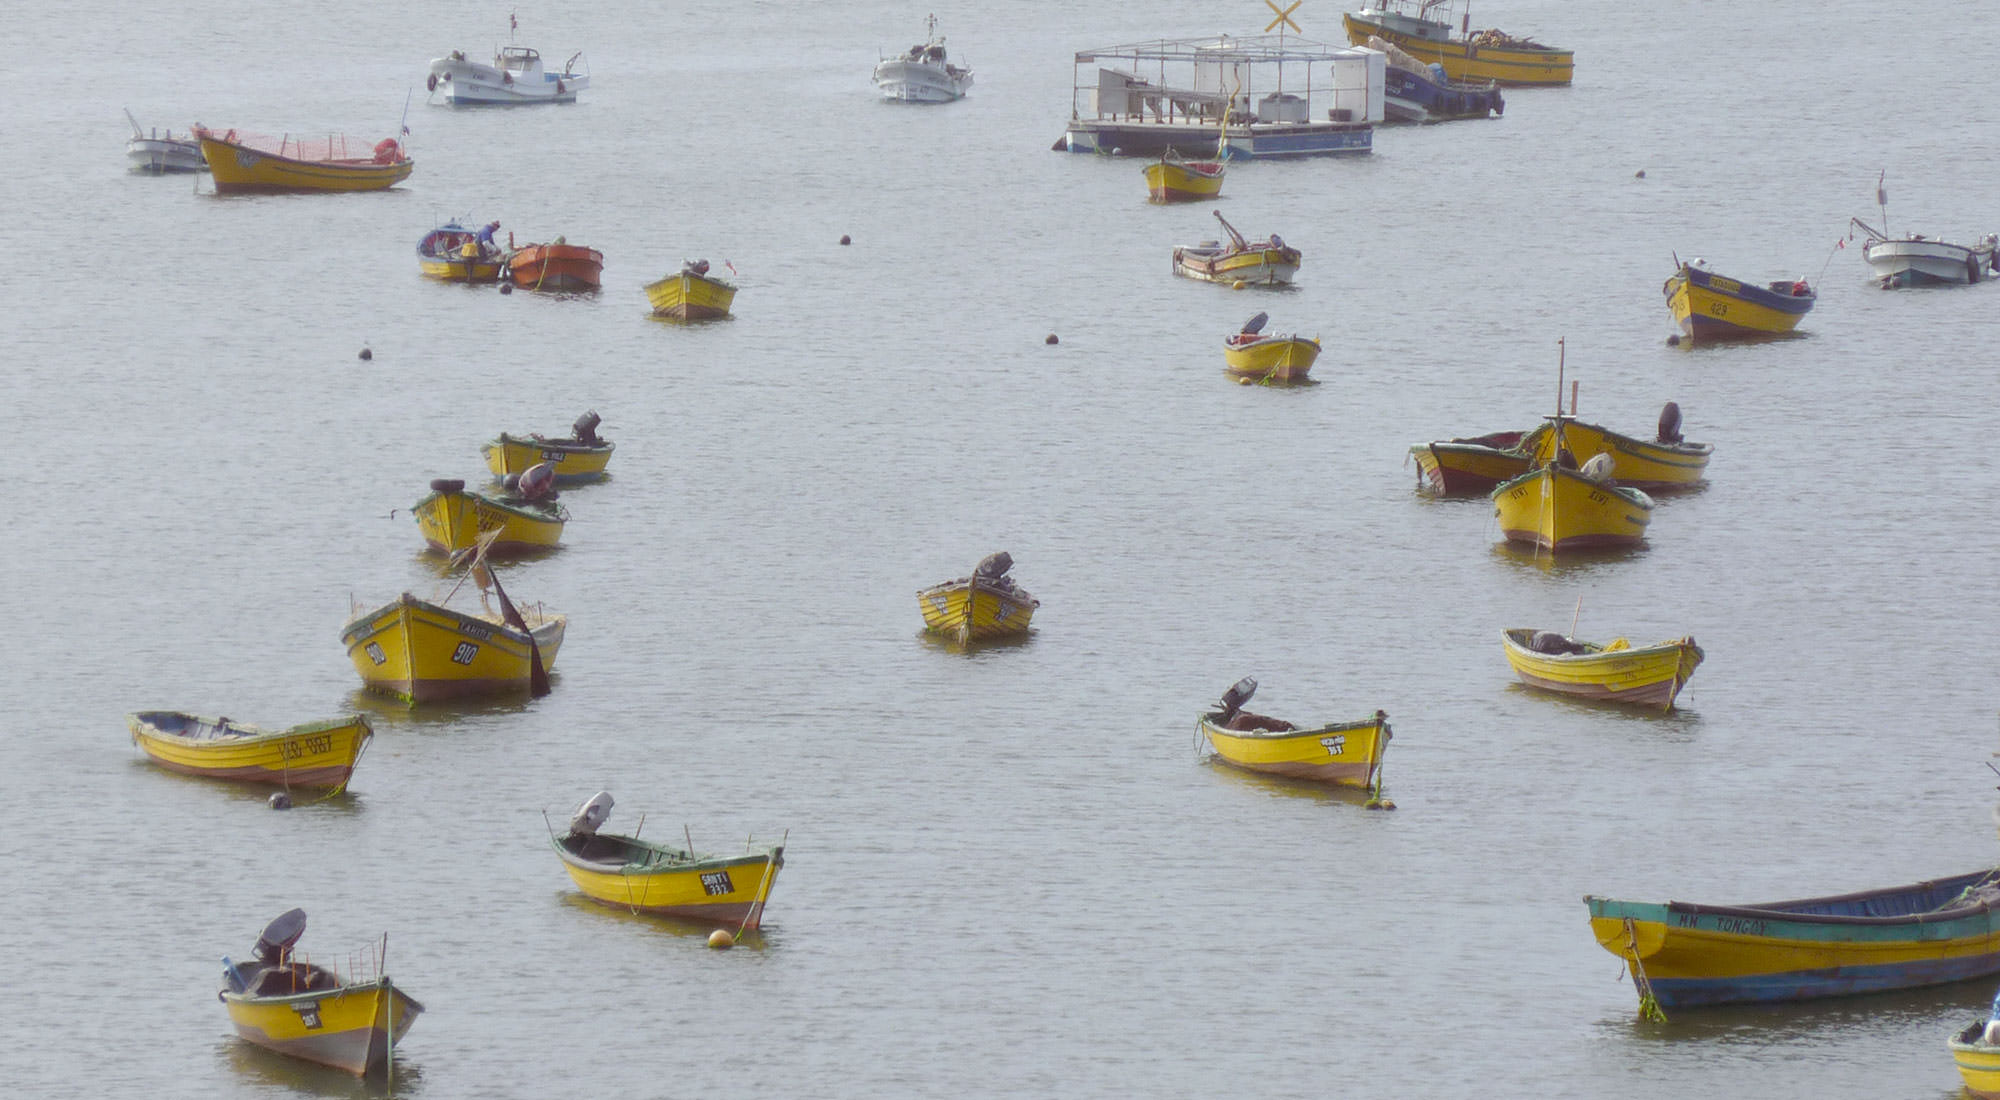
[1498,628,1695,666]
[1586,869,2000,927]
[1668,265,1817,316]
[550,832,785,876]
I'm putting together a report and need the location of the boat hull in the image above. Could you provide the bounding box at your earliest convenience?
[340,595,564,704]
[1409,433,1531,495]
[1499,629,1702,711]
[917,578,1037,643]
[1065,120,1372,159]
[1491,465,1653,551]
[1862,237,1992,287]
[195,134,412,194]
[429,55,585,105]
[222,978,421,1076]
[643,271,737,319]
[1382,65,1502,122]
[1175,245,1300,286]
[128,712,371,790]
[483,435,614,483]
[128,136,204,173]
[1664,265,1814,341]
[1223,335,1320,381]
[872,59,972,102]
[1343,11,1573,86]
[1585,870,2000,1008]
[1525,420,1711,491]
[418,256,502,282]
[508,244,602,291]
[554,836,785,928]
[1951,1027,2000,1099]
[411,489,565,554]
[1199,711,1390,787]
[1145,159,1224,202]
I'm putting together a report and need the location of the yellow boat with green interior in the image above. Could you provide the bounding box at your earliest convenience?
[552,792,786,929]
[1500,628,1702,711]
[1521,405,1711,491]
[1198,677,1391,790]
[1342,1,1573,86]
[128,711,372,791]
[1585,868,2000,1010]
[483,410,614,484]
[1409,429,1532,495]
[918,551,1038,643]
[341,557,563,704]
[644,259,736,320]
[1952,998,2000,1099]
[411,473,566,555]
[1222,312,1319,382]
[1665,261,1815,343]
[219,909,422,1077]
[1490,457,1653,552]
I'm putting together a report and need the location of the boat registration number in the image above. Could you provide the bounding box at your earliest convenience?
[540,450,567,461]
[451,642,479,665]
[701,871,735,896]
[1587,490,1609,504]
[364,642,386,665]
[281,735,334,760]
[1320,735,1346,755]
[291,1001,322,1029]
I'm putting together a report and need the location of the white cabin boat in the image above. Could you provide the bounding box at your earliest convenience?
[874,16,972,102]
[428,45,587,105]
[1849,175,1997,287]
[125,110,203,173]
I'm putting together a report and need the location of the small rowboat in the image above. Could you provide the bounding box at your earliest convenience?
[1951,1003,2000,1099]
[410,475,565,555]
[1586,868,2000,1009]
[128,711,372,791]
[1499,628,1702,711]
[483,411,613,484]
[1222,311,1319,382]
[193,127,412,194]
[1520,405,1711,492]
[918,551,1038,644]
[1144,150,1224,202]
[1174,210,1301,286]
[1664,262,1815,342]
[220,910,422,1077]
[1198,677,1390,789]
[506,239,602,291]
[552,792,786,929]
[1491,457,1653,552]
[341,555,562,704]
[417,220,502,282]
[643,260,736,319]
[1409,430,1532,495]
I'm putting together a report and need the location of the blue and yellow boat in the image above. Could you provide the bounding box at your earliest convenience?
[1664,262,1815,343]
[1586,868,2000,1009]
[918,552,1038,644]
[219,910,422,1077]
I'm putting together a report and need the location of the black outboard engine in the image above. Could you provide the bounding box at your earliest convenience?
[430,478,466,494]
[572,410,602,446]
[568,791,613,838]
[1217,676,1258,721]
[974,551,1013,581]
[1657,401,1683,444]
[255,908,308,966]
[1241,311,1269,336]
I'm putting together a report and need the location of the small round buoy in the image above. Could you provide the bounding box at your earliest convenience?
[1231,280,1247,290]
[358,347,372,361]
[499,283,513,295]
[268,792,292,810]
[1236,376,1253,386]
[1110,147,1122,156]
[1634,169,1646,179]
[839,234,852,246]
[1666,334,1681,347]
[1045,334,1058,345]
[707,929,735,949]
[1381,799,1396,811]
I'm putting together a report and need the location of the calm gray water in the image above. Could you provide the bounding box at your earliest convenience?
[10,0,2000,1096]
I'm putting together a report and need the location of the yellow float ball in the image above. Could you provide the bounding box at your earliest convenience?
[1232,280,1247,289]
[707,929,735,949]
[1237,377,1253,385]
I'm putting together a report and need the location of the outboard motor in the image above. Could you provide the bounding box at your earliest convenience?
[569,791,613,838]
[1657,401,1683,444]
[254,908,308,966]
[974,551,1013,580]
[501,473,521,493]
[1217,676,1258,721]
[1241,311,1269,336]
[430,478,466,494]
[517,462,558,502]
[572,410,602,446]
[1529,631,1583,655]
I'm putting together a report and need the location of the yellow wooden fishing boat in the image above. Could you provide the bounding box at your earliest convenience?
[411,476,566,555]
[1664,262,1815,342]
[1952,1007,2000,1099]
[341,560,563,704]
[918,551,1038,643]
[1145,151,1225,203]
[1343,2,1574,86]
[552,793,786,929]
[417,220,502,282]
[1222,312,1319,382]
[194,127,414,193]
[643,260,736,319]
[1198,678,1391,789]
[220,910,421,1077]
[1490,460,1653,551]
[1174,211,1301,286]
[1521,406,1712,491]
[1500,628,1702,711]
[483,411,614,484]
[1408,430,1532,495]
[128,711,371,791]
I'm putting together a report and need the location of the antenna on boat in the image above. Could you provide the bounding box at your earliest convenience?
[1554,336,1565,417]
[1875,170,1889,237]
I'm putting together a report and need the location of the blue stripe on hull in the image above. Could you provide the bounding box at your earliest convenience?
[1649,952,2000,1008]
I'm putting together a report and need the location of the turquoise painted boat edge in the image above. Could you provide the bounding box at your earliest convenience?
[1646,953,2000,1007]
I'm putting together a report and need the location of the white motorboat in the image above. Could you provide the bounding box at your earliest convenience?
[428,44,587,105]
[873,15,972,103]
[1849,173,1996,287]
[124,109,203,173]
